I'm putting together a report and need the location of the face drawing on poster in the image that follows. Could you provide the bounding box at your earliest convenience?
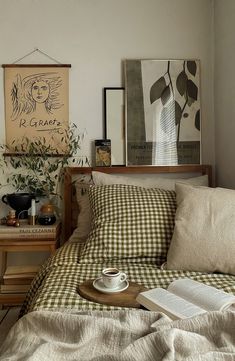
[11,72,63,120]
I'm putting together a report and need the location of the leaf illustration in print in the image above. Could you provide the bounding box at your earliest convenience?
[195,109,200,131]
[161,85,171,106]
[150,76,166,104]
[174,101,182,126]
[187,60,197,76]
[187,79,198,103]
[176,70,188,96]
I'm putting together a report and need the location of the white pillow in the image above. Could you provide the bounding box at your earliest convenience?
[92,171,208,190]
[166,183,235,275]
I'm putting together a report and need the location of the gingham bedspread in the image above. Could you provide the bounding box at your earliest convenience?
[20,241,235,316]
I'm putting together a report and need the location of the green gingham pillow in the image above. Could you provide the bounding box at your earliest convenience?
[79,184,176,265]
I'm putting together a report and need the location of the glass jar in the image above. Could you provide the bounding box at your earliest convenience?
[38,204,56,225]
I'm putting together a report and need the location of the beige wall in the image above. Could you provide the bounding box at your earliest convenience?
[0,0,214,265]
[214,0,235,188]
[0,0,214,175]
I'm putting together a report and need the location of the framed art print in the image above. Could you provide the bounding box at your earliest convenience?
[95,139,111,167]
[125,59,201,166]
[3,64,71,153]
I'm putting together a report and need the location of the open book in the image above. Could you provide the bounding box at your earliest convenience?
[136,278,235,320]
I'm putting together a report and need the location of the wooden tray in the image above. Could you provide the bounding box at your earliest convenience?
[78,280,148,308]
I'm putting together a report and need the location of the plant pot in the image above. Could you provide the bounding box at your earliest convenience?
[1,193,36,219]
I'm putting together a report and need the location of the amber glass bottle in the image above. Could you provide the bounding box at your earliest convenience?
[38,204,56,225]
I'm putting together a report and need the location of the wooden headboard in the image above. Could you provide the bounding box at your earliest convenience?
[63,165,212,242]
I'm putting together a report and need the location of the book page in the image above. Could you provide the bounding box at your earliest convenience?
[137,288,206,319]
[168,279,235,311]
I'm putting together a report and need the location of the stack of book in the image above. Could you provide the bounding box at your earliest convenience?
[0,220,60,239]
[1,265,40,294]
[0,221,61,302]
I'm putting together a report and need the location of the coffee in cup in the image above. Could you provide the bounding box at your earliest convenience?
[101,268,127,289]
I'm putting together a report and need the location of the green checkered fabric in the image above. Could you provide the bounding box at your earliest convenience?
[79,185,176,265]
[20,242,235,316]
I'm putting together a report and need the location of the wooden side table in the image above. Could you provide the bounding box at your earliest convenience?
[0,221,61,306]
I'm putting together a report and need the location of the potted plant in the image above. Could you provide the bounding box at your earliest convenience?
[0,123,89,218]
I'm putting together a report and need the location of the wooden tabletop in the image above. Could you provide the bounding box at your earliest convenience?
[78,280,148,308]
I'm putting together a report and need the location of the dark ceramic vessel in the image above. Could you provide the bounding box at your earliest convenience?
[2,193,35,219]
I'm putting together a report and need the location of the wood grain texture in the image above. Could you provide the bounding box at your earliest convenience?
[0,294,26,305]
[78,280,148,308]
[2,64,71,68]
[0,223,61,305]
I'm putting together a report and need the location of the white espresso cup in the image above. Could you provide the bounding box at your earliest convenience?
[101,268,127,289]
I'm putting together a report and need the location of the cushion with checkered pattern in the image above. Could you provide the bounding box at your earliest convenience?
[79,184,176,265]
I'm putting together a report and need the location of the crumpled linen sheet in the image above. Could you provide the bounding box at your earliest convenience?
[0,309,234,361]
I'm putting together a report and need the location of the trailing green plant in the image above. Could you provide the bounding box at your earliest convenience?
[0,123,89,199]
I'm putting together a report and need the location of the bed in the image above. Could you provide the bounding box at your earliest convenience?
[1,165,235,360]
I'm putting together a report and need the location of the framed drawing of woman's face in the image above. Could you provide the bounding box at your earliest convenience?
[3,64,70,153]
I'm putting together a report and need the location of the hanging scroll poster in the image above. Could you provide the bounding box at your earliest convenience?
[3,64,70,153]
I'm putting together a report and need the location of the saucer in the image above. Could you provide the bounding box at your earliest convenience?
[93,278,129,294]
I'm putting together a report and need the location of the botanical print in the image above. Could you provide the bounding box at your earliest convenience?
[4,66,69,152]
[125,59,201,165]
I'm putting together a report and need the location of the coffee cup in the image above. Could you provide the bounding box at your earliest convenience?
[101,268,127,289]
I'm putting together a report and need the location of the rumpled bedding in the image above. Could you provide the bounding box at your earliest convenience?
[0,309,234,360]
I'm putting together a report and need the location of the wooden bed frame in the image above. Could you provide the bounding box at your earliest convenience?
[63,165,212,242]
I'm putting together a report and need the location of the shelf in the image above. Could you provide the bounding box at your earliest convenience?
[0,293,26,305]
[0,222,61,305]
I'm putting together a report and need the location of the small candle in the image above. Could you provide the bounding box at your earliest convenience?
[31,199,36,216]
